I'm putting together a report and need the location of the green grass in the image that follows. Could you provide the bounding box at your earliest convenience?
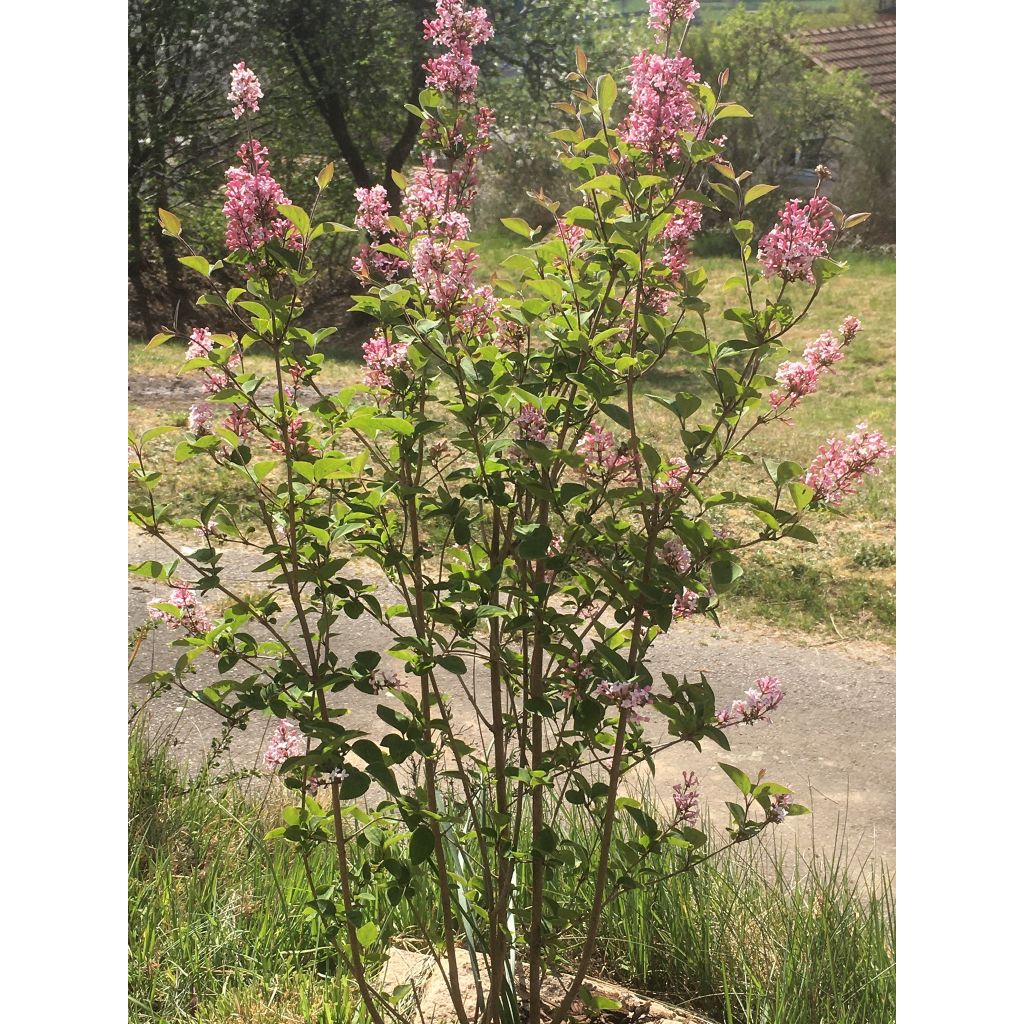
[129,248,894,643]
[130,734,895,1023]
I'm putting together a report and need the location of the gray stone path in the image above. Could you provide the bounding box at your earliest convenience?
[129,527,895,871]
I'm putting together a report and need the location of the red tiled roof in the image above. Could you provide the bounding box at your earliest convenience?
[800,20,896,119]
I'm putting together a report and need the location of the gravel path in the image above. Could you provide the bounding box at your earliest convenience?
[129,527,895,870]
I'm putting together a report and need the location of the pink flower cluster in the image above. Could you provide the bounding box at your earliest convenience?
[802,423,894,507]
[268,416,307,456]
[655,456,689,495]
[354,185,391,235]
[769,320,859,410]
[368,669,403,694]
[556,218,586,254]
[597,680,654,723]
[663,538,693,574]
[228,61,263,119]
[648,0,700,36]
[661,201,704,276]
[767,793,794,824]
[619,51,701,164]
[411,235,479,311]
[188,402,213,435]
[757,196,835,284]
[716,675,784,727]
[264,718,305,770]
[362,334,411,391]
[186,327,213,361]
[672,589,700,620]
[423,0,493,101]
[672,770,700,825]
[223,140,299,254]
[576,426,633,479]
[223,406,255,444]
[515,404,550,444]
[148,582,212,635]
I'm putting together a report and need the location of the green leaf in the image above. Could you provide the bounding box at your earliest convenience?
[147,332,174,350]
[789,481,814,510]
[599,403,631,429]
[277,205,310,237]
[158,208,181,237]
[179,255,212,278]
[317,162,334,189]
[715,103,753,120]
[500,217,534,239]
[720,763,752,796]
[356,922,379,946]
[517,524,553,560]
[711,559,743,591]
[744,183,778,205]
[597,74,617,117]
[843,211,872,229]
[784,523,818,544]
[409,825,434,865]
[812,257,848,286]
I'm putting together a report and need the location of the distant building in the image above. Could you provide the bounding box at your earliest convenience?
[800,2,896,122]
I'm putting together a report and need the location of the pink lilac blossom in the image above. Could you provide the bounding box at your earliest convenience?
[648,0,700,36]
[514,405,550,444]
[766,793,794,824]
[802,329,844,371]
[422,0,493,100]
[756,196,835,284]
[559,657,593,701]
[228,61,263,119]
[496,318,526,352]
[362,334,410,391]
[576,426,633,479]
[662,201,703,276]
[223,140,300,254]
[769,359,820,409]
[663,538,693,574]
[410,235,478,311]
[802,423,894,506]
[188,402,214,436]
[597,680,654,723]
[841,315,861,340]
[187,327,213,361]
[148,582,212,635]
[672,589,700,620]
[716,675,784,727]
[619,51,701,164]
[368,669,403,693]
[423,0,493,47]
[264,719,305,770]
[352,245,408,281]
[223,406,255,444]
[640,283,672,315]
[354,185,391,235]
[269,416,306,455]
[655,456,689,495]
[557,218,586,253]
[672,771,700,825]
[425,44,480,100]
[454,284,498,334]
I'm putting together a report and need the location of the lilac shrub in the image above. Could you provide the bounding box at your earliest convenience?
[129,2,891,1021]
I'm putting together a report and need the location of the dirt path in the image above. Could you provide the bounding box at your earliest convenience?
[129,527,895,870]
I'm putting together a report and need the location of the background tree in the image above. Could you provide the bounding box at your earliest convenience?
[128,0,255,335]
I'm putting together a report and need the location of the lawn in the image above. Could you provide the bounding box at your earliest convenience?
[129,241,894,644]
